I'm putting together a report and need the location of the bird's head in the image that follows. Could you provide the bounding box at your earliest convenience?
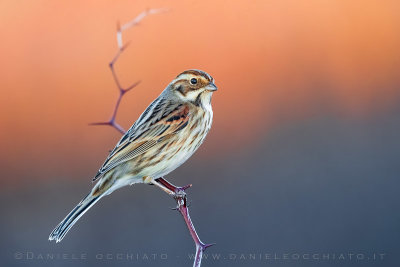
[168,69,217,108]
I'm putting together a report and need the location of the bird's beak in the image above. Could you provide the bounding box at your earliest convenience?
[204,83,218,92]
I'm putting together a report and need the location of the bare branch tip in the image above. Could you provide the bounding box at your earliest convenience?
[149,7,170,14]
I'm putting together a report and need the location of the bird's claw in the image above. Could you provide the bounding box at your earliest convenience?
[172,184,192,199]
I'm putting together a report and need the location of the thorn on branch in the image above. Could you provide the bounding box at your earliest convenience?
[123,80,141,93]
[203,243,216,250]
[89,122,111,126]
[89,120,125,135]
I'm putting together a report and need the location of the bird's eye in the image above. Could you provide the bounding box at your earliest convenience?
[190,78,198,85]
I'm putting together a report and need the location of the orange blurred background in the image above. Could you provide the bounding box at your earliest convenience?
[0,0,399,185]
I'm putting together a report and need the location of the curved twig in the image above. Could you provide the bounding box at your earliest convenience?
[89,8,167,134]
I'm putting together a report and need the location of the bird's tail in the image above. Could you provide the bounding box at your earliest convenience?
[48,193,101,243]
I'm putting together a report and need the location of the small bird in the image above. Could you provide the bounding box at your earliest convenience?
[49,69,217,243]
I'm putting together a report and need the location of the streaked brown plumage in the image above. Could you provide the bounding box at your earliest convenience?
[49,69,217,242]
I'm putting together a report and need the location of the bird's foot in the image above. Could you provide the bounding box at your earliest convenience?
[172,184,192,199]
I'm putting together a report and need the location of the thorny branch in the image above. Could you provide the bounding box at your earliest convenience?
[90,9,213,267]
[154,178,215,267]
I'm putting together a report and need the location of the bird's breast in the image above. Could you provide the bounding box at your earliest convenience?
[149,108,213,177]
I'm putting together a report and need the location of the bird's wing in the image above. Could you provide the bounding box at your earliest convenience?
[93,99,190,181]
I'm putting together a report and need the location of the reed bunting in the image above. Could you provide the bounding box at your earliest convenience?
[49,69,217,242]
